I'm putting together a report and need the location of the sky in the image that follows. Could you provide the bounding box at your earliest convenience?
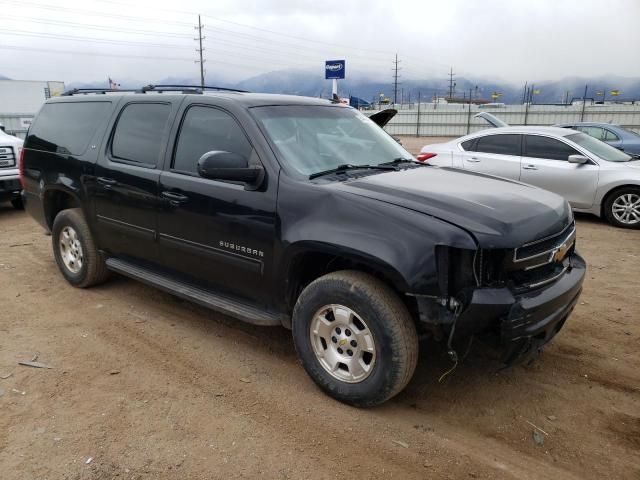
[1,0,639,86]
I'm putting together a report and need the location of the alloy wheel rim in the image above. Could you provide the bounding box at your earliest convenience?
[612,193,640,225]
[59,226,84,273]
[309,304,376,383]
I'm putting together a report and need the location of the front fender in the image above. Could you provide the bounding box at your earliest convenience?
[275,176,477,299]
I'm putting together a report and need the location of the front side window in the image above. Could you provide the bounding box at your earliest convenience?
[250,105,412,177]
[566,132,631,162]
[524,135,579,161]
[173,106,254,174]
[111,103,171,166]
[474,134,521,156]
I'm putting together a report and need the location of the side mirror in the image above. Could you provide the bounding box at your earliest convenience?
[197,151,263,185]
[568,154,589,164]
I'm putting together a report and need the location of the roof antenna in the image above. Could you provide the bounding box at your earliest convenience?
[332,93,340,103]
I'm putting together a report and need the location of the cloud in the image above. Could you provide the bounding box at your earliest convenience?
[1,0,638,85]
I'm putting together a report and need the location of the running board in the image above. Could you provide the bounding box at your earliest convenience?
[105,258,285,327]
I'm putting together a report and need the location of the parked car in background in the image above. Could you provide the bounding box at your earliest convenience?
[0,128,23,209]
[554,122,640,156]
[419,126,640,228]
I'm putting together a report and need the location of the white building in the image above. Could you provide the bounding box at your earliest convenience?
[0,79,65,138]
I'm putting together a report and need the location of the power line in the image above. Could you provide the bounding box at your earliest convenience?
[0,29,193,49]
[2,14,193,38]
[0,0,194,27]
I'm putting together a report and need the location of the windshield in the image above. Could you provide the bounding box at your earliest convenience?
[566,132,632,162]
[251,105,413,176]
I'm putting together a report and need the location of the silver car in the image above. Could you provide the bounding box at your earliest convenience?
[419,126,640,228]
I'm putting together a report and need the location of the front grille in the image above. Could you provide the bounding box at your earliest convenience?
[0,146,16,168]
[510,260,569,290]
[507,220,577,290]
[514,220,575,263]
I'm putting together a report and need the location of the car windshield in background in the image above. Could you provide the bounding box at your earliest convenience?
[567,132,631,162]
[251,105,413,177]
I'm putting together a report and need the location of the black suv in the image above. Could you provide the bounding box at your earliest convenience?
[21,86,586,406]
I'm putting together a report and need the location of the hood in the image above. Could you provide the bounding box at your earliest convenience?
[0,130,23,146]
[334,166,572,249]
[475,111,509,128]
[369,109,397,128]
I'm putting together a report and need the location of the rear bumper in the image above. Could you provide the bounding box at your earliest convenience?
[419,252,586,363]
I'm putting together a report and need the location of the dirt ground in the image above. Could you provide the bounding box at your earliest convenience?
[1,183,639,479]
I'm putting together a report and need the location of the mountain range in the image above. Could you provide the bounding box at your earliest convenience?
[22,70,640,104]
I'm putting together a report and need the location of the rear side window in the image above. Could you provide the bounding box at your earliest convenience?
[27,102,111,155]
[524,135,579,161]
[173,106,254,174]
[475,134,520,156]
[461,139,476,151]
[112,103,171,166]
[604,129,620,141]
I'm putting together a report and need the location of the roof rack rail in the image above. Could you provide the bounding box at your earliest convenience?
[60,85,250,97]
[60,88,139,96]
[141,84,249,93]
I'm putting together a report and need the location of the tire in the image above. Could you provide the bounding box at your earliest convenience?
[292,270,418,407]
[10,197,23,209]
[51,208,109,287]
[604,187,640,229]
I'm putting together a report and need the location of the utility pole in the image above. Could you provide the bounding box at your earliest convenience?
[447,67,456,100]
[580,84,588,122]
[392,53,401,106]
[195,14,206,88]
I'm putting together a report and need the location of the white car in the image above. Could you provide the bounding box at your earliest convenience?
[418,126,640,228]
[0,126,23,209]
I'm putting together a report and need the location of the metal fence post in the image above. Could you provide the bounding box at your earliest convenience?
[416,91,421,137]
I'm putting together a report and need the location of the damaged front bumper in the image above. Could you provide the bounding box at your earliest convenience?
[416,252,586,364]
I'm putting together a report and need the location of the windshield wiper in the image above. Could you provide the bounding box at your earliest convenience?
[309,163,397,179]
[379,157,415,166]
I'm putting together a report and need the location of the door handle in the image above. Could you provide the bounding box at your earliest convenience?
[97,177,117,188]
[522,164,538,170]
[467,157,480,163]
[161,191,189,206]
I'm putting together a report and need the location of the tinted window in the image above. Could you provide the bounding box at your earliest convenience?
[475,134,520,155]
[525,135,579,161]
[27,102,111,155]
[461,139,476,151]
[577,126,606,140]
[566,133,631,162]
[173,106,254,174]
[604,129,620,141]
[112,103,170,166]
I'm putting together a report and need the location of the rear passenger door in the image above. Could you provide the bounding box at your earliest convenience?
[520,134,599,208]
[157,103,277,304]
[94,101,177,263]
[461,133,522,180]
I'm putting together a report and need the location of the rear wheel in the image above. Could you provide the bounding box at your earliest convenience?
[604,187,640,229]
[52,208,109,287]
[292,270,418,407]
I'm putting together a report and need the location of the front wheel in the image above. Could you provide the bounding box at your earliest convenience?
[604,188,640,229]
[292,270,418,407]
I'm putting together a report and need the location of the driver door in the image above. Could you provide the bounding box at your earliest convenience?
[157,104,277,304]
[520,134,599,209]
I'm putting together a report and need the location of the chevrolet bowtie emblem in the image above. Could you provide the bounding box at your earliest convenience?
[338,339,347,347]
